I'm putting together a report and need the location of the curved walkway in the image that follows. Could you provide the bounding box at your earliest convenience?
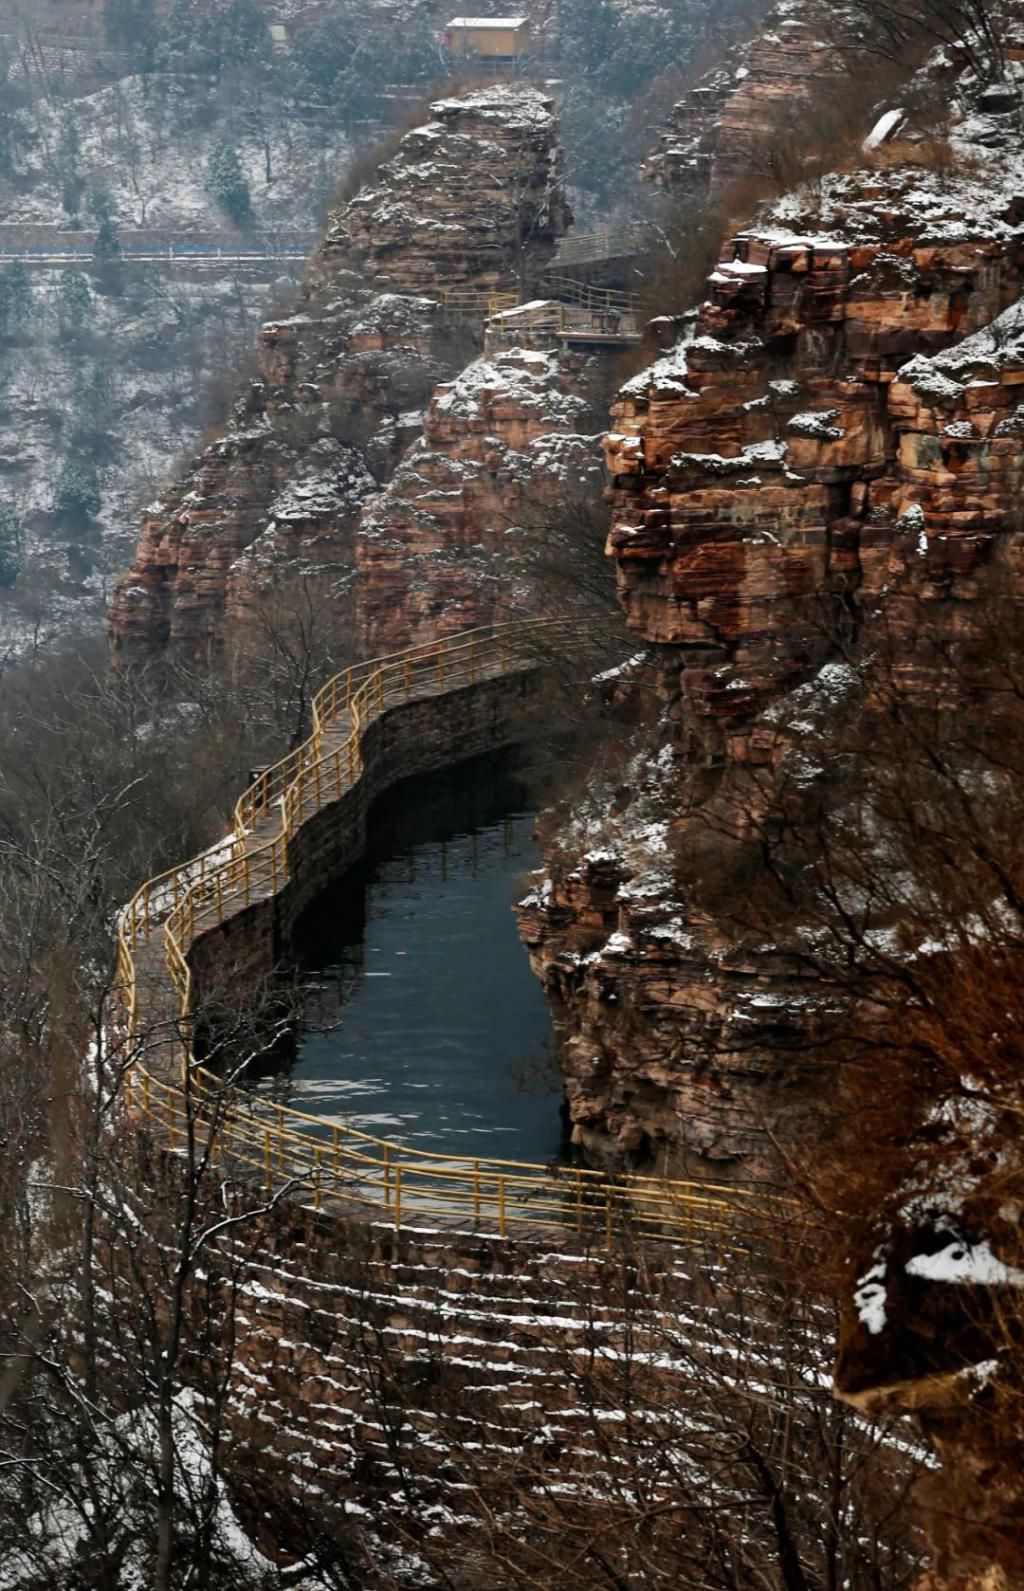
[117,620,751,1247]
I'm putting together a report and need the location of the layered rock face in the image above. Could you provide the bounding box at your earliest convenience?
[520,99,1024,1172]
[354,348,602,655]
[521,50,1024,1588]
[109,86,569,659]
[317,87,571,296]
[644,1,834,203]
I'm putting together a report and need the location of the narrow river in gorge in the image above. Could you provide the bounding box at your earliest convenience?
[268,751,566,1164]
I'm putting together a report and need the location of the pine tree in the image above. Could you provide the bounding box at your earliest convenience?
[89,186,116,227]
[93,215,121,263]
[72,363,115,429]
[153,0,193,68]
[53,456,101,527]
[57,115,84,222]
[0,503,21,587]
[62,174,86,223]
[57,116,80,170]
[104,0,157,57]
[57,269,92,338]
[0,261,32,337]
[205,140,251,225]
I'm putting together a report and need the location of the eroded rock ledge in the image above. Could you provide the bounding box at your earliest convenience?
[520,79,1024,1172]
[354,347,603,656]
[109,86,570,661]
[520,41,1024,1587]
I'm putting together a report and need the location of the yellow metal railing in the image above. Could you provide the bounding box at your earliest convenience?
[117,620,753,1245]
[484,293,641,352]
[542,276,640,316]
[438,281,639,325]
[438,286,519,318]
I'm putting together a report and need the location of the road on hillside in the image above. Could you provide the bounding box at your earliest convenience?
[0,232,317,264]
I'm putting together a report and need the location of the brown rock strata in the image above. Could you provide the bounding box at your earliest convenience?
[522,39,1024,1586]
[110,86,569,660]
[354,347,603,655]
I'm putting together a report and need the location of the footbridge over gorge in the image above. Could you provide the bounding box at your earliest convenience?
[117,621,754,1253]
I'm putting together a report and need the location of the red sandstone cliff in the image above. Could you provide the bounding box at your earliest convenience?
[518,31,1024,1586]
[520,127,1024,1167]
[109,86,570,659]
[353,347,604,655]
[644,0,836,203]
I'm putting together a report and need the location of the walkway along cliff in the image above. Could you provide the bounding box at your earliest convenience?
[101,13,1024,1582]
[117,619,752,1246]
[109,621,923,1585]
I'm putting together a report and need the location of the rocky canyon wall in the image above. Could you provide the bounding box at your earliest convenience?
[523,239,1024,1178]
[353,347,604,656]
[109,86,571,661]
[644,0,836,205]
[519,43,1024,1174]
[520,28,1024,1588]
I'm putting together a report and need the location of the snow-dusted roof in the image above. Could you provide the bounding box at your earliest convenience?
[446,16,528,28]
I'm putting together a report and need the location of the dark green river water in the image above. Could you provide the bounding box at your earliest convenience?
[283,753,565,1162]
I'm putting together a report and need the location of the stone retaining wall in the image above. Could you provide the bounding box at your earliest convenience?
[187,667,547,1054]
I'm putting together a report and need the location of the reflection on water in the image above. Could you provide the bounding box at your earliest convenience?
[276,754,565,1163]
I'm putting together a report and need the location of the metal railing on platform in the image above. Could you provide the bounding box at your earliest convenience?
[485,299,641,352]
[541,276,640,315]
[437,279,639,325]
[438,286,519,318]
[117,620,751,1246]
[547,225,651,270]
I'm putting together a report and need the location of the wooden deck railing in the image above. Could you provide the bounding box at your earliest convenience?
[117,620,753,1245]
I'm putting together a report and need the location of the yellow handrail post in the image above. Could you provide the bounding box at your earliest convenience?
[270,844,278,893]
[276,1107,285,1172]
[473,1159,480,1222]
[394,1166,402,1230]
[605,1187,613,1248]
[498,1175,506,1237]
[124,1067,133,1114]
[332,1125,340,1179]
[576,1169,583,1233]
[264,1127,272,1195]
[383,1143,391,1207]
[314,1150,322,1211]
[216,871,224,919]
[142,1072,151,1117]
